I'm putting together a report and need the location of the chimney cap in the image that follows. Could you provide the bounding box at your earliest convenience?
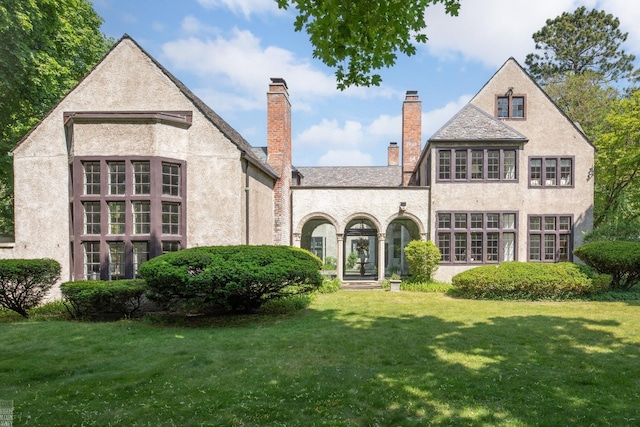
[406,90,418,95]
[389,142,398,146]
[270,77,288,89]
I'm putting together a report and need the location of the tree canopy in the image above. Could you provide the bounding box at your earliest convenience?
[0,0,113,235]
[525,6,638,86]
[276,0,461,89]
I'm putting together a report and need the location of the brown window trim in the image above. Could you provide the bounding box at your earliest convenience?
[71,156,186,280]
[527,214,573,263]
[528,156,575,188]
[495,93,527,119]
[436,147,520,183]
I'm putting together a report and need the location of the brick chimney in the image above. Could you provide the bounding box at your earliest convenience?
[388,142,399,166]
[402,90,421,186]
[267,77,292,245]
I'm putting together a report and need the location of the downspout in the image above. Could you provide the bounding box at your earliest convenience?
[241,153,250,245]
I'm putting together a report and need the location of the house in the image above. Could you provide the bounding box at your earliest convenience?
[0,35,594,295]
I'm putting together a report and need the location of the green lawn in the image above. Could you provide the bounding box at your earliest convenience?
[2,291,640,426]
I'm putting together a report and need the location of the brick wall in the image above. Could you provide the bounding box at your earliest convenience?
[402,90,422,186]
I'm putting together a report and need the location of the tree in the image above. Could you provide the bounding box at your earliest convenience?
[276,0,461,89]
[525,6,638,86]
[593,91,640,227]
[0,0,113,235]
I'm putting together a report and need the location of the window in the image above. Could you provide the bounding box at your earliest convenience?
[528,215,572,262]
[133,161,151,195]
[162,163,180,196]
[83,162,101,195]
[108,241,125,280]
[496,94,525,119]
[73,157,185,280]
[529,157,573,187]
[437,211,517,264]
[310,236,324,260]
[108,202,125,234]
[84,202,101,234]
[162,202,180,235]
[108,161,125,195]
[437,148,517,182]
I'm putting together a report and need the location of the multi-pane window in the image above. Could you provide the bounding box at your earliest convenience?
[83,162,101,194]
[528,215,572,262]
[162,163,180,196]
[133,201,151,234]
[455,150,467,180]
[529,157,573,187]
[84,202,101,234]
[496,95,525,119]
[437,211,517,264]
[75,157,185,280]
[310,236,324,260]
[108,161,126,195]
[437,148,517,182]
[133,161,151,195]
[84,242,101,279]
[108,202,125,234]
[162,202,180,235]
[108,242,125,280]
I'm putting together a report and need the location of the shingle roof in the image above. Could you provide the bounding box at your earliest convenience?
[296,166,402,187]
[429,104,527,142]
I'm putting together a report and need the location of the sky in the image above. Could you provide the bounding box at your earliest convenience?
[91,0,640,167]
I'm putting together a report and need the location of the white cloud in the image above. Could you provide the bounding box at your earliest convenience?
[318,150,374,167]
[296,119,363,148]
[196,0,281,18]
[422,94,472,138]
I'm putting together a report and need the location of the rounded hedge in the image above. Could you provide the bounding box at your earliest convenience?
[452,262,608,300]
[0,258,61,317]
[60,279,147,319]
[139,245,323,313]
[574,241,640,290]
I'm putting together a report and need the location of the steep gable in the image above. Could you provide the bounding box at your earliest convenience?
[429,104,528,142]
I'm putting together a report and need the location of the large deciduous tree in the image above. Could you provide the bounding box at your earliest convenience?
[525,6,638,86]
[276,0,461,90]
[0,0,113,235]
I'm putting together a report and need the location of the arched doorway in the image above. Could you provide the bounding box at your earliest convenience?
[384,218,421,277]
[300,218,338,272]
[344,218,378,280]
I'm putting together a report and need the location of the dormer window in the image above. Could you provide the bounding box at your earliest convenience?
[496,94,525,119]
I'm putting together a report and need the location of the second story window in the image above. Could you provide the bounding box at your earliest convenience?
[496,94,525,119]
[529,157,574,187]
[437,148,518,183]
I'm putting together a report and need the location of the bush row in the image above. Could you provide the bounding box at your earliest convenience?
[452,262,609,300]
[60,279,147,319]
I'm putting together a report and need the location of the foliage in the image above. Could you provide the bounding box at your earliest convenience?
[403,240,440,282]
[525,6,638,85]
[276,0,460,89]
[27,300,69,320]
[60,280,147,319]
[574,241,640,290]
[317,276,342,294]
[139,245,323,313]
[346,251,358,269]
[402,279,453,293]
[321,256,337,270]
[452,262,608,300]
[583,219,640,243]
[593,91,640,227]
[0,0,113,234]
[0,258,60,317]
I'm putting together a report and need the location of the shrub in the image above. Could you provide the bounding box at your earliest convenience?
[322,256,337,270]
[452,262,608,300]
[404,240,440,282]
[139,245,323,313]
[574,241,640,290]
[0,258,61,317]
[401,279,454,293]
[28,300,70,321]
[318,276,342,293]
[583,220,640,243]
[60,279,147,319]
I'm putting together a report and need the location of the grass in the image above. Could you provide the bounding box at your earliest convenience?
[2,292,640,426]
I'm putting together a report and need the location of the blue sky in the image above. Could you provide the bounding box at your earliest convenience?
[92,0,640,167]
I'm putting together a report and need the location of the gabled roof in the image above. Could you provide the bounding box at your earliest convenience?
[429,104,528,143]
[13,35,278,179]
[295,166,402,187]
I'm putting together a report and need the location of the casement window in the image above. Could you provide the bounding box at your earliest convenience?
[528,215,572,262]
[529,157,573,187]
[74,157,185,280]
[496,94,525,119]
[437,148,518,182]
[310,236,324,260]
[437,211,517,263]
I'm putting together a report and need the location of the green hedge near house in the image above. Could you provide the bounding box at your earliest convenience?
[60,279,147,319]
[0,258,61,317]
[574,241,640,290]
[452,262,609,300]
[139,245,323,313]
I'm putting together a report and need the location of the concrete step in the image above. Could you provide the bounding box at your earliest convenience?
[341,281,382,290]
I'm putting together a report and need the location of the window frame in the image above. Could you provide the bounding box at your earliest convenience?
[436,147,519,183]
[528,156,574,188]
[495,94,526,119]
[527,214,573,262]
[436,211,518,264]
